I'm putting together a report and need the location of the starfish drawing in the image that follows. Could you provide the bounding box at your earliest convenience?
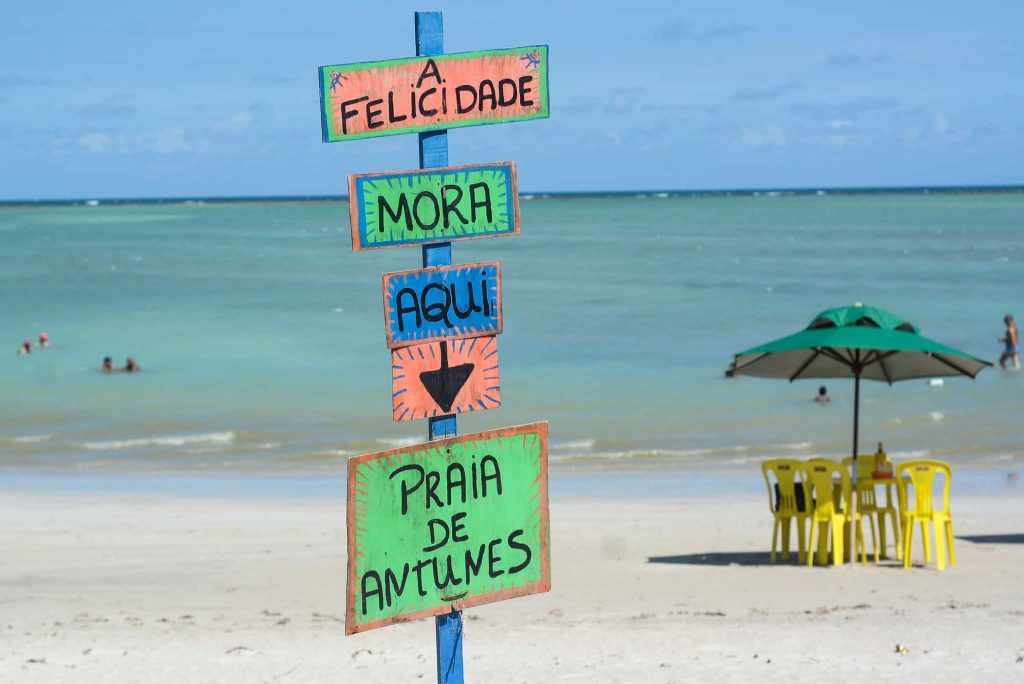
[520,51,541,68]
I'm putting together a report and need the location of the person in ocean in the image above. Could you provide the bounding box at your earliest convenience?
[815,385,830,403]
[18,340,32,355]
[999,314,1019,370]
[124,356,141,373]
[100,356,115,372]
[37,332,49,348]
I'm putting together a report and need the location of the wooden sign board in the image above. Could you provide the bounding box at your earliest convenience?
[346,422,550,634]
[383,261,502,349]
[319,46,549,142]
[349,162,520,250]
[392,337,500,422]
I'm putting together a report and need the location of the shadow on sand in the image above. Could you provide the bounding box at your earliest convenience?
[956,533,1024,545]
[648,551,781,567]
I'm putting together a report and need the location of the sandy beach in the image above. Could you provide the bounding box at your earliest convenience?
[2,477,1022,683]
[5,0,1023,681]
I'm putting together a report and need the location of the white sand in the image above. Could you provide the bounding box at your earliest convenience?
[1,486,1023,682]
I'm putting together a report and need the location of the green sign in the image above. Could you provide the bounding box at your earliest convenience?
[348,162,520,250]
[346,422,550,634]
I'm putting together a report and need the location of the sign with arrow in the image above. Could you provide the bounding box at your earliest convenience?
[382,261,502,349]
[392,337,500,422]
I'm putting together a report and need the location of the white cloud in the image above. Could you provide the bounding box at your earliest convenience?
[825,134,851,149]
[740,124,786,149]
[211,111,253,136]
[78,131,112,153]
[136,126,194,154]
[45,112,259,159]
[49,126,201,156]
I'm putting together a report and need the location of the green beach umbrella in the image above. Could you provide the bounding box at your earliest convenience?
[732,303,991,556]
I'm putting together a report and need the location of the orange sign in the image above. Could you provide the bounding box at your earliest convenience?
[319,46,549,142]
[392,336,500,422]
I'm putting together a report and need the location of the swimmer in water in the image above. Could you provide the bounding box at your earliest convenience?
[100,356,115,372]
[38,332,50,348]
[815,385,830,403]
[999,314,1020,370]
[18,340,32,355]
[124,356,140,373]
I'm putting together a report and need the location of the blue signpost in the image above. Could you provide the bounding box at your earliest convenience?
[415,12,464,683]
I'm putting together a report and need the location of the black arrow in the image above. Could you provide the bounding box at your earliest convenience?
[419,342,474,413]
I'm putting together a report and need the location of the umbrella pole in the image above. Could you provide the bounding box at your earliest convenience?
[849,369,861,562]
[852,370,860,460]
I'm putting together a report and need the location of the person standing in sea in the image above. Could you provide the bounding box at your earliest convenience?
[999,314,1019,370]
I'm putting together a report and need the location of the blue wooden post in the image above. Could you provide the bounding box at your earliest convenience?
[417,11,456,441]
[416,11,465,684]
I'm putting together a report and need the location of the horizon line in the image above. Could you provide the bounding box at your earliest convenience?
[2,182,1022,207]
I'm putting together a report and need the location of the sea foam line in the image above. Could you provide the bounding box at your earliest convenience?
[550,441,816,463]
[7,434,54,444]
[77,431,236,451]
[375,436,421,448]
[550,439,596,451]
[186,441,281,455]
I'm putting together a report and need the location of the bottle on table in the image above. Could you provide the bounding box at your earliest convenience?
[874,441,893,478]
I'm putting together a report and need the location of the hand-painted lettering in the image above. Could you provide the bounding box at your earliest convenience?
[321,46,549,142]
[383,261,502,348]
[358,528,539,615]
[347,424,549,633]
[350,163,519,250]
[389,454,503,516]
[375,182,492,235]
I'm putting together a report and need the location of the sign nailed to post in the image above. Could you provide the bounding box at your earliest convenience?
[383,260,502,348]
[349,162,520,250]
[319,46,549,142]
[346,422,550,634]
[327,13,551,678]
[392,336,500,422]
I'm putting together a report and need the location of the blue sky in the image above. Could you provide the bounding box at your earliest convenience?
[2,0,1021,199]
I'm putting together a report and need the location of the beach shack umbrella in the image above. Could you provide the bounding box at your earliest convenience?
[731,303,990,555]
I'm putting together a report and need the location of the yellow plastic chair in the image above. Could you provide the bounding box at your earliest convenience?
[761,460,810,563]
[842,455,900,561]
[896,460,955,570]
[804,459,867,566]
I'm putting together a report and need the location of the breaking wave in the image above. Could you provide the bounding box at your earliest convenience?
[76,431,236,451]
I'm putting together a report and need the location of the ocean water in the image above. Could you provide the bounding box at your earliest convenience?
[2,192,1023,475]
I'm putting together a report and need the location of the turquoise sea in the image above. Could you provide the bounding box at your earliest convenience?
[2,192,1023,480]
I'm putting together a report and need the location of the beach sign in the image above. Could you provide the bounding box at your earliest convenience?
[346,422,550,634]
[349,162,520,250]
[392,336,501,422]
[382,261,502,349]
[319,47,549,142]
[328,11,550,679]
